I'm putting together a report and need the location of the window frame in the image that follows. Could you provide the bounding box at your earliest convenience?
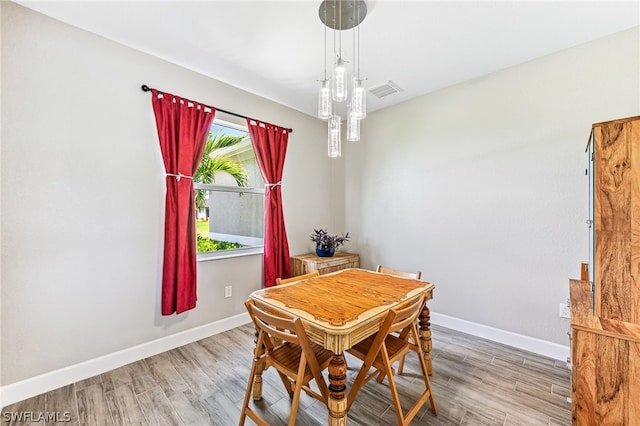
[195,118,265,262]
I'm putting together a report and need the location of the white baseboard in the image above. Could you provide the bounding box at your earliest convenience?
[430,312,570,362]
[1,312,251,409]
[2,311,569,408]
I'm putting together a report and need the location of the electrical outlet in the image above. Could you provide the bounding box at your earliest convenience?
[224,285,233,298]
[559,302,571,318]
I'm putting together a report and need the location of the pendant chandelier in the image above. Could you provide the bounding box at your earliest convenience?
[318,0,367,157]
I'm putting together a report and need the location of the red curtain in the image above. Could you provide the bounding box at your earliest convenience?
[247,119,291,287]
[151,89,215,315]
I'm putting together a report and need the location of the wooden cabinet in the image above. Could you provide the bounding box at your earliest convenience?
[290,252,359,276]
[570,116,640,425]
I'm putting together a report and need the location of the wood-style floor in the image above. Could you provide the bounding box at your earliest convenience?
[1,323,571,425]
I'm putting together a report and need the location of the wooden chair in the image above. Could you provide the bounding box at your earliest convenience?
[240,299,333,426]
[375,265,421,374]
[376,264,421,280]
[275,270,320,285]
[346,294,437,425]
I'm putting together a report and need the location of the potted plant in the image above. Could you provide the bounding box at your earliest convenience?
[310,228,350,257]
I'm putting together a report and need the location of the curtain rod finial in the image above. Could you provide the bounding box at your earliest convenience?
[141,84,151,92]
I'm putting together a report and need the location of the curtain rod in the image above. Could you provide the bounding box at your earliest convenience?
[141,85,293,133]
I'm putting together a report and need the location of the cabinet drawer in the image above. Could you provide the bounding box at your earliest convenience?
[291,252,359,276]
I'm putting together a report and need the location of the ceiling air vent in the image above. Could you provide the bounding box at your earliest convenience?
[369,80,403,98]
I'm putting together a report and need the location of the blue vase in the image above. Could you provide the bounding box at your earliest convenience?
[316,247,335,257]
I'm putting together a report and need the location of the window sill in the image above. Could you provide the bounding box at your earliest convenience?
[197,246,264,262]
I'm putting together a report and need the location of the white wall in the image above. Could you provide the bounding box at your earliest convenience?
[1,1,337,394]
[344,27,640,346]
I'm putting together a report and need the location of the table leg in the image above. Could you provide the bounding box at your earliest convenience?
[252,328,265,401]
[328,353,348,425]
[419,304,433,375]
[252,361,266,401]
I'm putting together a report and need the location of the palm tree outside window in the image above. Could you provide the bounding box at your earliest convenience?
[194,120,265,256]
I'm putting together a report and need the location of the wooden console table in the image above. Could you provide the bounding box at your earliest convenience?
[290,252,359,276]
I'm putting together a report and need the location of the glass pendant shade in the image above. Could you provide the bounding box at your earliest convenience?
[347,113,360,142]
[328,115,342,157]
[318,0,368,156]
[332,57,347,102]
[318,80,332,119]
[351,79,366,119]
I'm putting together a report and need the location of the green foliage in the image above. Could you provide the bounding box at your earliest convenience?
[194,130,249,212]
[197,234,243,252]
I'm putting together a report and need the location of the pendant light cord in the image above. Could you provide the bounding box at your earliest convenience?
[356,2,361,79]
[323,5,327,80]
[333,1,337,63]
[338,0,342,58]
[352,9,356,79]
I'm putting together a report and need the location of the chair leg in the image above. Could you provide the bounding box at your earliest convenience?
[417,357,437,415]
[382,351,407,426]
[276,371,294,398]
[376,366,394,383]
[398,353,406,374]
[385,332,438,425]
[425,374,438,415]
[287,359,308,426]
[398,322,417,375]
[414,330,438,416]
[240,357,259,426]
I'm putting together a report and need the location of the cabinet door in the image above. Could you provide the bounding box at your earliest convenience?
[593,118,640,324]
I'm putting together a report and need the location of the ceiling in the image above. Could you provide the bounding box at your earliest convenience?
[15,1,640,118]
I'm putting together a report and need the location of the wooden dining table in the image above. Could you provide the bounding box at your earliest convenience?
[249,267,435,425]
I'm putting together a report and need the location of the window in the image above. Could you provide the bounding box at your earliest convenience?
[195,119,264,259]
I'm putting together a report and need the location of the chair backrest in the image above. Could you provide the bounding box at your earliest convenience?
[387,294,426,336]
[275,270,320,285]
[245,299,322,366]
[246,299,302,346]
[376,265,421,280]
[358,293,426,364]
